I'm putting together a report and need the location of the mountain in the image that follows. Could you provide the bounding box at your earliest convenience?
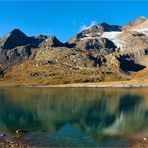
[0,29,48,68]
[41,36,64,48]
[123,16,148,30]
[0,29,32,50]
[0,17,147,86]
[68,22,121,43]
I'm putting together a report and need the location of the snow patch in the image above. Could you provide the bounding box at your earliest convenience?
[79,31,126,50]
[80,36,97,40]
[133,28,148,36]
[102,31,125,50]
[80,33,101,40]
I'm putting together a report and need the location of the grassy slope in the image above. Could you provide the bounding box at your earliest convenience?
[0,59,127,86]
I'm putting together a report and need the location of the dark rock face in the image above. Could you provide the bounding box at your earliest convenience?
[0,44,38,67]
[45,36,64,47]
[0,29,32,50]
[2,48,22,67]
[0,29,48,68]
[99,22,122,32]
[88,53,107,67]
[0,69,4,78]
[31,35,48,46]
[75,38,116,54]
[0,29,48,50]
[145,48,148,55]
[118,55,146,72]
[20,45,33,57]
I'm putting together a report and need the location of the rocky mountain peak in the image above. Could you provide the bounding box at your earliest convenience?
[135,16,147,23]
[33,35,48,40]
[31,35,48,46]
[69,22,122,44]
[41,36,64,48]
[0,28,32,50]
[123,16,148,30]
[9,29,26,36]
[98,22,122,32]
[82,22,121,35]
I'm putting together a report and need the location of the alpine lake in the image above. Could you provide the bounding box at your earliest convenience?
[0,87,147,147]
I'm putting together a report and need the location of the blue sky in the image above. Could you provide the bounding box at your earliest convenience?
[0,1,148,42]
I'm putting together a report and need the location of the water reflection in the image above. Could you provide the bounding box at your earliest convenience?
[0,88,147,146]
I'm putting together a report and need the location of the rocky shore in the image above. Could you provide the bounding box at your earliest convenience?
[0,135,148,148]
[0,137,34,148]
[0,137,148,148]
[131,137,148,148]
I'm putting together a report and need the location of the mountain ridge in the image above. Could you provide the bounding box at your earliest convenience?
[0,17,147,86]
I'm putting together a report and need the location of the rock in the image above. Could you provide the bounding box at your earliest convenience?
[0,69,4,78]
[0,29,32,50]
[30,72,40,77]
[99,22,122,32]
[144,48,148,55]
[0,29,46,68]
[31,35,48,46]
[117,54,146,72]
[144,138,147,141]
[16,129,27,134]
[75,38,116,54]
[42,36,64,48]
[0,134,6,137]
[123,17,148,30]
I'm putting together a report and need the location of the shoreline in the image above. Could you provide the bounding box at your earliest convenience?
[0,80,148,88]
[0,136,147,148]
[0,137,34,148]
[46,81,148,88]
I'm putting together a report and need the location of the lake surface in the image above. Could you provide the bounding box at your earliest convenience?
[0,87,148,147]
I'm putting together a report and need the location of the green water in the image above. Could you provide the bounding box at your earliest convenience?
[0,87,148,147]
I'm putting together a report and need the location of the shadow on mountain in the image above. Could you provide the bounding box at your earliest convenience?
[118,55,146,72]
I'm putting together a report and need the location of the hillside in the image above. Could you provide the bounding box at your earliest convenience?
[0,17,148,86]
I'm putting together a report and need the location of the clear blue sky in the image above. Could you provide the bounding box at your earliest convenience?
[0,1,148,42]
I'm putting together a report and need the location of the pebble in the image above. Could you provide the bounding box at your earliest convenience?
[0,134,6,137]
[16,129,27,134]
[144,137,147,141]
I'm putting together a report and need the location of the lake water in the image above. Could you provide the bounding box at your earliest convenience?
[0,87,148,147]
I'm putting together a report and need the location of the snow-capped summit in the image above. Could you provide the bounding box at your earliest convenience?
[68,17,148,51]
[122,17,148,36]
[68,22,121,43]
[123,16,148,30]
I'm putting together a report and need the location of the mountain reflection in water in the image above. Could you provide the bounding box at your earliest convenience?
[0,87,147,146]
